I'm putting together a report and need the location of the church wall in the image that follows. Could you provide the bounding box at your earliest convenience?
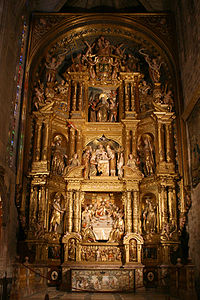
[174,0,200,294]
[0,0,27,281]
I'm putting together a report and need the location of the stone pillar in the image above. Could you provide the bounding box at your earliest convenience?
[125,82,129,111]
[34,121,42,161]
[133,191,139,233]
[73,191,79,232]
[166,123,172,163]
[78,82,83,111]
[70,127,76,158]
[158,122,164,162]
[67,191,73,232]
[72,81,77,111]
[41,122,49,160]
[131,82,135,112]
[126,191,132,233]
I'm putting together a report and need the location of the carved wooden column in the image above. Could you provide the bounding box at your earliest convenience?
[78,82,83,111]
[73,191,79,232]
[37,187,44,223]
[131,126,138,157]
[29,186,38,224]
[168,186,177,223]
[131,82,135,112]
[126,191,132,233]
[166,123,172,163]
[76,130,82,160]
[67,191,73,232]
[133,191,139,233]
[158,122,165,162]
[161,186,168,226]
[70,127,76,158]
[158,186,162,231]
[34,121,42,161]
[125,129,131,163]
[79,192,84,232]
[125,82,130,111]
[72,81,77,111]
[42,121,49,160]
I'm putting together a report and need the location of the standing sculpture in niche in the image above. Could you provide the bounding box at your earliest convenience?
[68,238,76,261]
[137,134,155,176]
[88,87,118,122]
[96,94,109,122]
[129,239,137,262]
[142,195,157,234]
[49,193,65,232]
[51,135,67,176]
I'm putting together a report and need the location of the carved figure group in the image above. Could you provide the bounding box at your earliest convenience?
[33,79,69,111]
[81,246,122,262]
[81,198,124,242]
[82,144,123,179]
[89,91,118,122]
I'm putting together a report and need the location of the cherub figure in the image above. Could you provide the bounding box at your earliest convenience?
[45,53,65,82]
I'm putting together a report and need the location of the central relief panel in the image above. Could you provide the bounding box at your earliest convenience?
[82,192,124,242]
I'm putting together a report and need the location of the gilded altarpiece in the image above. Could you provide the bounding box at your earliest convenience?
[16,14,188,292]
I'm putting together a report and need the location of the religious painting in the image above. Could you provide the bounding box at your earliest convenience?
[71,269,134,292]
[88,86,119,122]
[187,98,200,187]
[82,192,124,242]
[48,246,61,260]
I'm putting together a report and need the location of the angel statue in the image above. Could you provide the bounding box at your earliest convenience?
[139,49,163,83]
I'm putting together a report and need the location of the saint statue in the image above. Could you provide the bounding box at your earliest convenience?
[49,193,65,232]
